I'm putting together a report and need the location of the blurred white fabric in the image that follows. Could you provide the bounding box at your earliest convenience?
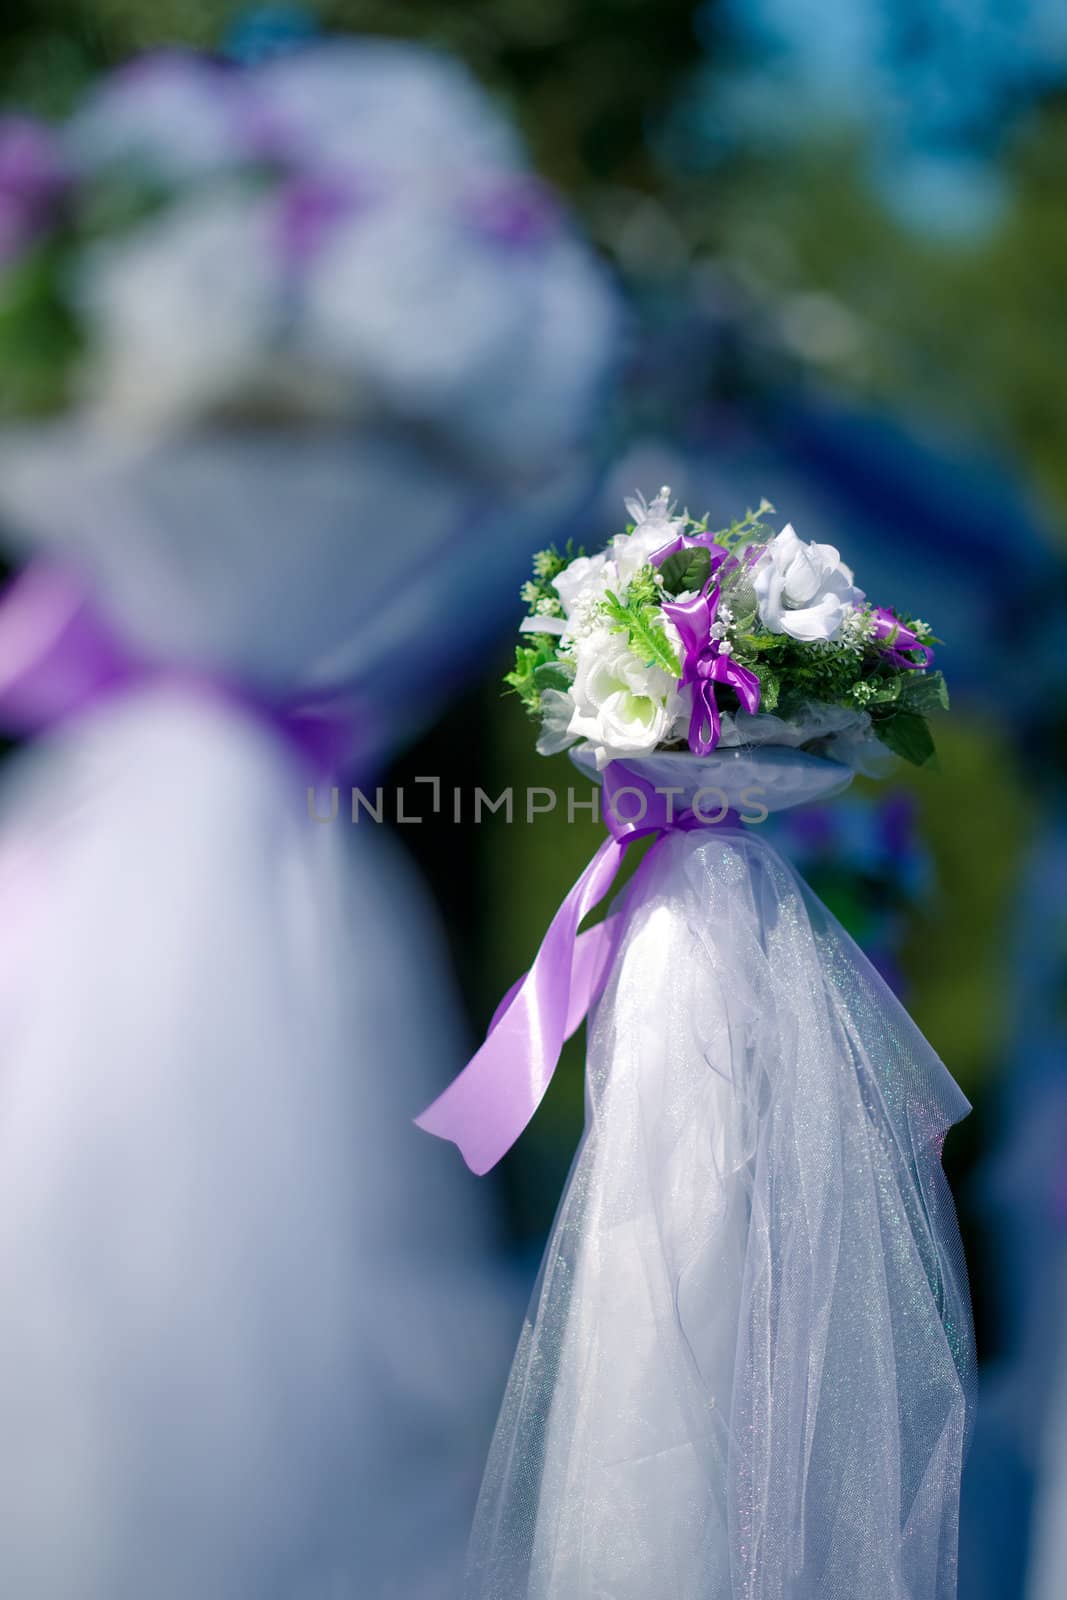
[0,688,514,1598]
[0,424,598,1594]
[0,37,619,1593]
[0,425,596,760]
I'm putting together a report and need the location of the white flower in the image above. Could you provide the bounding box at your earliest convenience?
[66,55,251,183]
[552,551,616,625]
[752,523,863,642]
[566,625,683,768]
[76,189,284,427]
[612,485,686,584]
[536,687,579,756]
[297,196,618,471]
[255,40,525,178]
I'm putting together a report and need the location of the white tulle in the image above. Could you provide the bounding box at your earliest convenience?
[0,427,587,1596]
[0,688,517,1598]
[0,424,594,743]
[466,752,974,1600]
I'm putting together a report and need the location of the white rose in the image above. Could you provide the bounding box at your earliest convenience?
[553,551,616,622]
[67,55,250,183]
[566,626,683,768]
[77,190,284,427]
[752,523,863,642]
[612,486,686,585]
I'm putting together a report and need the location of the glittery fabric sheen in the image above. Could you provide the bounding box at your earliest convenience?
[465,789,974,1599]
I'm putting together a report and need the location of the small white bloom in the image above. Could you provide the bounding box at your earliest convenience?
[566,625,684,768]
[838,606,874,652]
[752,523,863,642]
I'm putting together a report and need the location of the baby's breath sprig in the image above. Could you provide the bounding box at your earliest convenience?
[522,541,587,618]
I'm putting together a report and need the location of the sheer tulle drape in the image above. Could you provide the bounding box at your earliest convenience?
[0,688,515,1598]
[0,426,569,1596]
[466,776,974,1600]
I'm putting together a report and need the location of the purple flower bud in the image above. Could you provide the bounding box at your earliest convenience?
[869,605,933,667]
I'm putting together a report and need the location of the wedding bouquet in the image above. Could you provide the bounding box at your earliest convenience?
[419,490,973,1600]
[507,486,946,771]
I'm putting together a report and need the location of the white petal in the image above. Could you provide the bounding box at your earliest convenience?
[519,615,567,635]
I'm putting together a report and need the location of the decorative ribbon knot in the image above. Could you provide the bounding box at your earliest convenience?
[415,763,742,1174]
[662,583,761,758]
[0,563,359,774]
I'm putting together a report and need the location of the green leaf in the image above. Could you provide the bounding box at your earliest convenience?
[601,589,682,678]
[736,631,789,653]
[0,242,82,416]
[657,547,712,597]
[874,711,936,766]
[757,668,780,711]
[865,677,902,705]
[504,639,561,716]
[899,670,950,715]
[534,660,574,693]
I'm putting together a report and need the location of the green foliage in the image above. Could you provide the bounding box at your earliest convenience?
[533,660,573,694]
[729,624,942,765]
[600,566,682,676]
[749,662,781,711]
[504,636,564,716]
[871,709,937,767]
[709,498,777,552]
[521,541,586,620]
[657,544,712,596]
[899,670,950,715]
[0,243,81,416]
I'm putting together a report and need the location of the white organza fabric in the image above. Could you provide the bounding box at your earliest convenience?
[0,424,594,761]
[466,752,974,1600]
[0,689,514,1598]
[0,428,587,1596]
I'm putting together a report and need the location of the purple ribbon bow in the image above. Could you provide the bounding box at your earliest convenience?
[415,764,741,1174]
[0,563,360,773]
[662,583,761,757]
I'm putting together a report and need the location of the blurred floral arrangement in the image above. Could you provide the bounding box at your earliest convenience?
[0,43,616,472]
[508,487,946,768]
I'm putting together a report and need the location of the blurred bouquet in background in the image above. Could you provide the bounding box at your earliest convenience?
[0,40,621,768]
[0,42,615,474]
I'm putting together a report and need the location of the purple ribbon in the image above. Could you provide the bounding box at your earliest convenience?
[662,583,761,757]
[0,564,358,774]
[415,764,742,1174]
